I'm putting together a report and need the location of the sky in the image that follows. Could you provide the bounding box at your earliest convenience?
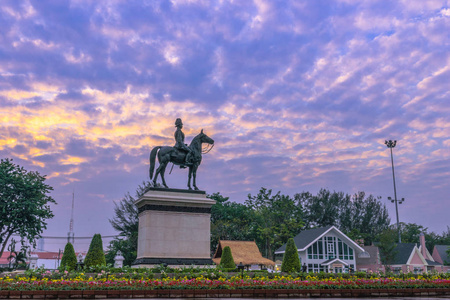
[1,0,449,250]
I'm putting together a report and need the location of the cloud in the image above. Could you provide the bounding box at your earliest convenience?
[0,0,449,243]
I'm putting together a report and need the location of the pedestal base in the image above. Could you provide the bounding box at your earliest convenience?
[133,188,215,267]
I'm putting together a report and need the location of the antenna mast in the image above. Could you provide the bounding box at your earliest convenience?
[67,190,75,244]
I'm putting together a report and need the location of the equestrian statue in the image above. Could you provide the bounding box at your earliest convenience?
[149,118,214,190]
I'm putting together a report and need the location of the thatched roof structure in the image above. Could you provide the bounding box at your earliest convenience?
[212,240,275,266]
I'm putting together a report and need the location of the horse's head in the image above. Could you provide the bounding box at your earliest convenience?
[199,129,214,145]
[190,129,214,154]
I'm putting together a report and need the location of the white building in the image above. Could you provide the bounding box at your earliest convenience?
[275,226,366,273]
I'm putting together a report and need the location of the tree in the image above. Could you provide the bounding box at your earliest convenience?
[60,242,77,271]
[84,234,106,267]
[0,158,56,258]
[399,222,426,244]
[105,238,136,267]
[7,239,28,270]
[281,238,301,273]
[295,189,390,245]
[295,189,345,229]
[219,246,235,268]
[446,246,450,265]
[425,226,450,251]
[378,228,398,271]
[209,192,255,254]
[108,181,152,266]
[349,192,390,245]
[246,188,304,259]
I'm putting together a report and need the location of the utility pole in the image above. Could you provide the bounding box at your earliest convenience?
[67,190,75,244]
[385,140,405,243]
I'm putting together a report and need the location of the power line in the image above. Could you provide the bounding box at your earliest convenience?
[41,236,119,239]
[12,234,119,239]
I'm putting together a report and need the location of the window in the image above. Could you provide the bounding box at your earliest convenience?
[318,239,323,259]
[307,263,326,273]
[337,238,354,260]
[324,236,336,259]
[308,236,354,260]
[307,238,324,259]
[327,242,334,254]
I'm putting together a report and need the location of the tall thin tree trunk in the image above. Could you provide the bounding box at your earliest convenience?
[0,230,13,258]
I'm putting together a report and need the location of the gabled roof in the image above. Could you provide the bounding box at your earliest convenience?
[275,226,364,254]
[418,245,433,260]
[356,245,379,265]
[389,243,427,265]
[212,240,275,266]
[275,226,332,253]
[434,245,450,264]
[425,259,442,266]
[321,258,348,266]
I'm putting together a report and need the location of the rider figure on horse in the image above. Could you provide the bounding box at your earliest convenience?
[174,118,193,168]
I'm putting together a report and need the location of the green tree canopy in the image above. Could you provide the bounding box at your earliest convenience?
[84,234,106,267]
[245,188,304,259]
[60,242,77,271]
[281,238,301,273]
[446,246,450,265]
[0,158,55,258]
[424,226,450,252]
[295,189,390,245]
[209,192,255,254]
[378,228,398,271]
[219,246,235,269]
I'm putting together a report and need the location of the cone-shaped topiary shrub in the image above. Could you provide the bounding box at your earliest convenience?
[281,238,301,273]
[84,234,106,267]
[60,242,77,271]
[219,246,235,269]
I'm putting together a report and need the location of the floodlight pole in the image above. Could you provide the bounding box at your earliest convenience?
[385,140,402,243]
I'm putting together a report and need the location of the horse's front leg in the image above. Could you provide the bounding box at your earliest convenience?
[187,167,193,190]
[193,165,199,190]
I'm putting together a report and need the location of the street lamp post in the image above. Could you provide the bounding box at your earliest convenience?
[385,140,404,243]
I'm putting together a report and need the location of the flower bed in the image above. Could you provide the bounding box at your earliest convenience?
[1,274,450,291]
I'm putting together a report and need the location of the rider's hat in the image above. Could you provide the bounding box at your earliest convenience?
[175,118,183,127]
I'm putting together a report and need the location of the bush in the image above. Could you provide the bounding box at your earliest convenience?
[281,238,301,273]
[84,234,106,268]
[60,242,77,271]
[219,246,235,269]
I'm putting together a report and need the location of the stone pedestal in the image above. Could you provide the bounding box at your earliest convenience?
[133,187,216,268]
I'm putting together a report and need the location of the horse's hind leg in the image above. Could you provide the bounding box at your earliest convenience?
[153,164,162,185]
[160,163,169,188]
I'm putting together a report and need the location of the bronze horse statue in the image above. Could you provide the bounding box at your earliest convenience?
[149,130,214,190]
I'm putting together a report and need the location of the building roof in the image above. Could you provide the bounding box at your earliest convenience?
[391,243,416,265]
[30,252,63,260]
[320,258,348,266]
[275,226,333,253]
[425,259,442,266]
[0,252,11,265]
[356,245,378,265]
[212,240,275,266]
[434,245,450,264]
[275,225,365,254]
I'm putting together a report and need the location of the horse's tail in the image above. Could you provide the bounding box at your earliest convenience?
[149,146,161,180]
